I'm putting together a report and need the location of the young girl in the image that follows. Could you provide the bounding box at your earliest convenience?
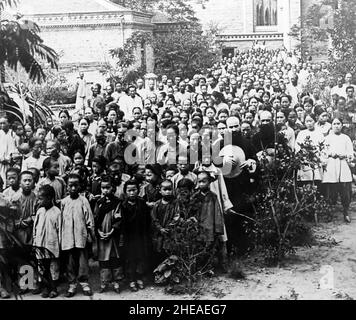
[204,106,217,126]
[2,167,22,201]
[33,185,61,298]
[121,179,151,292]
[322,118,354,223]
[151,180,179,268]
[37,157,66,203]
[60,173,95,297]
[94,175,123,293]
[295,114,325,189]
[89,155,106,196]
[72,150,86,168]
[191,171,224,244]
[165,165,178,181]
[141,164,162,208]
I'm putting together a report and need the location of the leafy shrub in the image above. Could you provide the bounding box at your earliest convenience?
[250,137,330,265]
[153,217,216,293]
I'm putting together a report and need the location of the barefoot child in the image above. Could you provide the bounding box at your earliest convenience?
[60,173,95,297]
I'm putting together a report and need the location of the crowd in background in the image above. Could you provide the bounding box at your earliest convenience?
[0,47,355,299]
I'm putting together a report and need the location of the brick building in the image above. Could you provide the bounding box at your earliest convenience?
[192,0,329,54]
[6,0,177,83]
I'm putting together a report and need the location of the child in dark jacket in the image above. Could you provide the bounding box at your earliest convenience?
[191,171,224,244]
[94,175,123,293]
[121,179,151,292]
[151,180,179,268]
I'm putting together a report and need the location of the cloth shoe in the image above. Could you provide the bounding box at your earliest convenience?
[0,289,10,299]
[80,282,93,296]
[136,280,144,290]
[129,281,138,292]
[65,283,77,298]
[113,282,120,294]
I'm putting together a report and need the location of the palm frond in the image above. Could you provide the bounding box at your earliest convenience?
[0,19,58,83]
[0,0,18,11]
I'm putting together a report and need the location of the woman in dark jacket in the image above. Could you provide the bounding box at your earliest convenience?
[61,120,86,161]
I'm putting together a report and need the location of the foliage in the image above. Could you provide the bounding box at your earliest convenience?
[109,25,219,81]
[290,0,356,76]
[0,0,58,83]
[250,136,330,265]
[5,63,76,106]
[289,3,329,58]
[153,25,219,79]
[28,70,77,106]
[108,0,219,80]
[110,32,153,69]
[153,216,215,294]
[110,0,205,22]
[328,0,356,76]
[106,31,152,84]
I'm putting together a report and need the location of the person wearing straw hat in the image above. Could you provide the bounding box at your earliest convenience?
[217,116,259,256]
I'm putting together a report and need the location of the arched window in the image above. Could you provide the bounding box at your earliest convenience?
[264,7,270,25]
[255,0,277,26]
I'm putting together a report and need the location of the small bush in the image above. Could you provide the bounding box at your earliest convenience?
[153,217,216,294]
[251,137,330,265]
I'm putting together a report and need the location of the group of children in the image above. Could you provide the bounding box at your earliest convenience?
[0,149,227,299]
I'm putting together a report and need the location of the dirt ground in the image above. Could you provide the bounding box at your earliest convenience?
[16,203,356,301]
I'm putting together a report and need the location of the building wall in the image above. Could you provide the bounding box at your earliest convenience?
[193,0,245,35]
[39,27,126,65]
[193,0,304,51]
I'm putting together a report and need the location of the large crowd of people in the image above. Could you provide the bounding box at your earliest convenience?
[0,47,355,299]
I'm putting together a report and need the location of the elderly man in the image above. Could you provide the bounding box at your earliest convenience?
[219,116,258,256]
[251,111,276,153]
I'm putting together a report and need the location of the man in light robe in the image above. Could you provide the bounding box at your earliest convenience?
[0,116,17,184]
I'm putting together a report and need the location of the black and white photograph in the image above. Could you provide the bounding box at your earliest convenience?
[0,0,355,306]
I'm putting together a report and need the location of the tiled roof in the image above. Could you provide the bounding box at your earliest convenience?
[8,0,126,15]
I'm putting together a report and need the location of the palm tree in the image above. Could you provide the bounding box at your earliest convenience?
[0,0,58,84]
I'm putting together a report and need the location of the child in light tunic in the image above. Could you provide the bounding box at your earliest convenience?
[33,185,61,298]
[322,118,354,223]
[60,173,95,297]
